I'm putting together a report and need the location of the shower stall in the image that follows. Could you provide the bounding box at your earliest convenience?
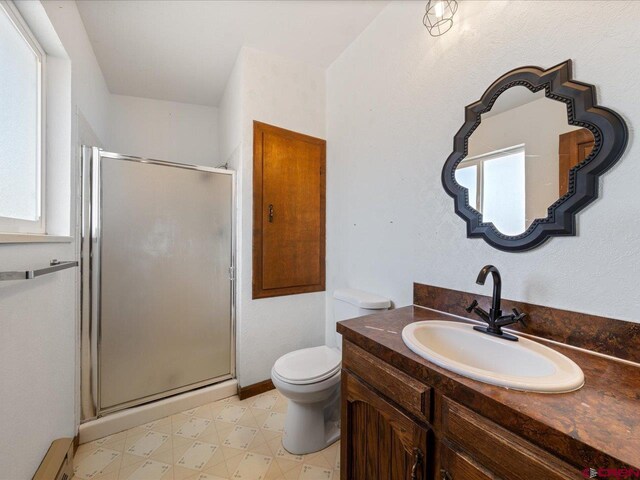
[80,147,235,420]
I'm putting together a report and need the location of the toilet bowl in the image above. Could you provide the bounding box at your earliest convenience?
[272,289,391,455]
[271,345,342,455]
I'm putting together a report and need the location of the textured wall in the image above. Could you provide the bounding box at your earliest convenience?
[0,1,110,477]
[109,94,220,166]
[326,0,640,347]
[235,48,327,386]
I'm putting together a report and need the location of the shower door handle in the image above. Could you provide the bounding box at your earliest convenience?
[268,204,274,223]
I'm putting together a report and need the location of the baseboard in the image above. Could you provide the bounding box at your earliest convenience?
[238,379,275,400]
[79,379,237,444]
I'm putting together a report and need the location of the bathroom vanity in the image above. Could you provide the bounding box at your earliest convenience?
[337,285,640,479]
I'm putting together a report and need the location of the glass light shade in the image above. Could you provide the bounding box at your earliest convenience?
[423,0,459,37]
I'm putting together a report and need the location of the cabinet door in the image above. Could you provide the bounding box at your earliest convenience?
[438,441,498,480]
[252,121,326,299]
[341,371,429,480]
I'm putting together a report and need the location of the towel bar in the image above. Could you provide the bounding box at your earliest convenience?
[0,260,78,281]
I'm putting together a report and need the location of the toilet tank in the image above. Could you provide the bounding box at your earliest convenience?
[333,289,391,348]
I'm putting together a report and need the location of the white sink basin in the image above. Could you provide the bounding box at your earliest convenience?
[402,321,584,393]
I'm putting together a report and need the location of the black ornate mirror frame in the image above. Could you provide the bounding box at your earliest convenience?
[442,60,628,252]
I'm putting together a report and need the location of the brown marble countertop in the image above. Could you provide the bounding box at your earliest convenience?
[337,306,640,470]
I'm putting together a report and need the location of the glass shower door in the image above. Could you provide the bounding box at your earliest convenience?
[88,150,234,415]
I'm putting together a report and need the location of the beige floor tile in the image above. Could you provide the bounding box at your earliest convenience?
[261,412,286,433]
[127,431,171,458]
[220,445,247,462]
[75,389,338,480]
[302,452,332,469]
[93,470,120,480]
[222,425,258,450]
[224,450,246,473]
[274,456,302,476]
[213,420,236,439]
[236,409,261,428]
[201,447,226,471]
[272,398,288,414]
[74,447,121,480]
[229,452,272,480]
[174,464,205,480]
[215,404,248,424]
[299,464,333,479]
[250,393,279,411]
[247,430,269,451]
[281,464,303,479]
[172,437,197,465]
[259,428,281,443]
[200,460,231,478]
[147,445,175,465]
[249,409,270,427]
[126,417,173,438]
[247,441,272,457]
[192,404,215,419]
[75,439,126,465]
[190,473,228,480]
[264,461,284,480]
[320,442,339,469]
[120,452,152,470]
[175,416,213,439]
[172,413,193,433]
[120,459,172,480]
[176,441,218,471]
[197,423,222,445]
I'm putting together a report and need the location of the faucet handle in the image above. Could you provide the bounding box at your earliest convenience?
[512,308,527,326]
[465,299,478,313]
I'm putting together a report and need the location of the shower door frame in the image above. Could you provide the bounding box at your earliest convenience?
[80,146,236,420]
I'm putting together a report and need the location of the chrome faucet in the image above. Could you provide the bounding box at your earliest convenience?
[465,265,526,342]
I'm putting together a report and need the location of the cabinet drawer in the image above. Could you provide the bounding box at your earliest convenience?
[439,441,497,480]
[439,397,583,480]
[343,341,431,421]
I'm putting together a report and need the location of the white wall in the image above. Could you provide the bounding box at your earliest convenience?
[109,95,220,166]
[0,1,111,477]
[221,47,327,386]
[326,0,640,347]
[219,54,243,167]
[41,1,111,143]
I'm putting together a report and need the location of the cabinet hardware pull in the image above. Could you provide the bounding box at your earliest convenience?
[440,469,453,480]
[268,204,274,223]
[411,448,423,480]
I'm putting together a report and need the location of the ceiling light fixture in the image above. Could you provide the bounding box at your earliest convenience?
[423,0,458,37]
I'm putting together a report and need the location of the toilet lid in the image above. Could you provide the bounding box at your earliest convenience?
[273,346,341,384]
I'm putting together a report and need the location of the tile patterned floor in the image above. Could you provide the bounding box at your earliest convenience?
[72,389,340,480]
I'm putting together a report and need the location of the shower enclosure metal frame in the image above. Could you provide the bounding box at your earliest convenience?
[80,146,236,420]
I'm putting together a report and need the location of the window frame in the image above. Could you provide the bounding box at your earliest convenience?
[457,144,526,215]
[0,0,46,235]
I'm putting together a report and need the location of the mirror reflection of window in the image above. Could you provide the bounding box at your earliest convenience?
[455,145,526,235]
[454,164,478,210]
[455,86,596,237]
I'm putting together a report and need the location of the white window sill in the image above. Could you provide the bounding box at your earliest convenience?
[0,233,73,244]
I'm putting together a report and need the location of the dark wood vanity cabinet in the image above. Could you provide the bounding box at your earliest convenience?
[341,340,584,480]
[341,372,429,479]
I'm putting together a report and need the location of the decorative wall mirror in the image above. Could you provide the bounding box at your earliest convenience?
[442,60,628,252]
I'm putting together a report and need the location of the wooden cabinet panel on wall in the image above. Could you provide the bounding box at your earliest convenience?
[341,371,429,480]
[252,121,326,299]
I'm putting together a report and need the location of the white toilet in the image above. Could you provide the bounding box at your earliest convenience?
[271,289,391,455]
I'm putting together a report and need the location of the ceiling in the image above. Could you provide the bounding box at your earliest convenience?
[77,0,388,107]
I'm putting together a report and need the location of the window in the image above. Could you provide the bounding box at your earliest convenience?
[0,0,45,234]
[456,145,526,236]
